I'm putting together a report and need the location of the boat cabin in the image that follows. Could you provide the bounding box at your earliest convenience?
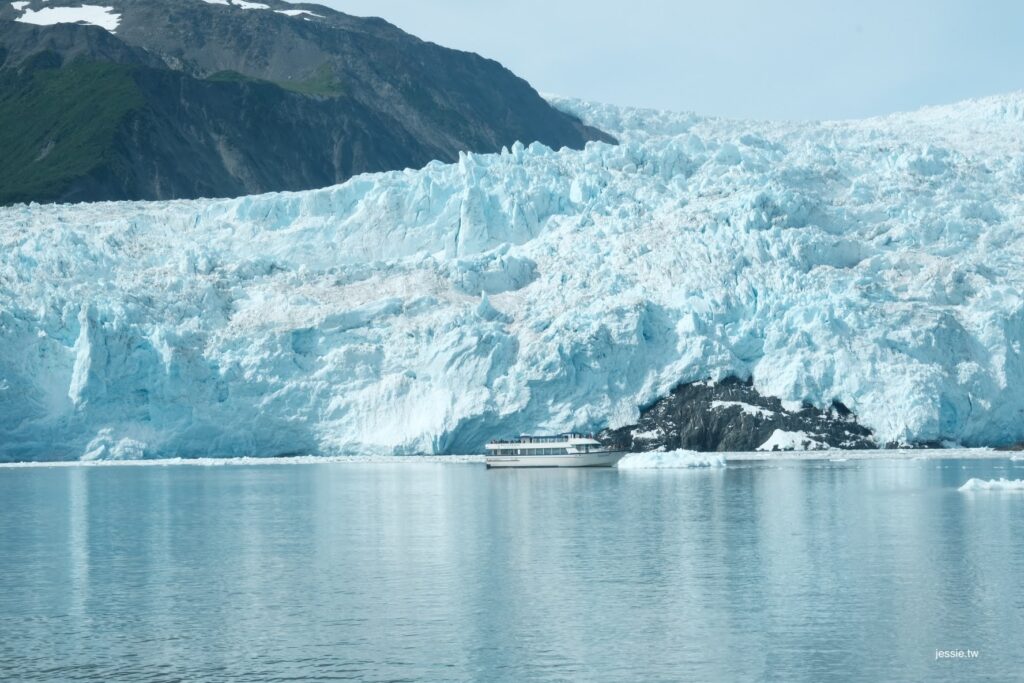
[485,433,604,456]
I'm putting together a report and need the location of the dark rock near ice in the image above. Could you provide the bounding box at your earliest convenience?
[600,377,877,452]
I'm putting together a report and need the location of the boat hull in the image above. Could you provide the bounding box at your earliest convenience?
[485,451,626,469]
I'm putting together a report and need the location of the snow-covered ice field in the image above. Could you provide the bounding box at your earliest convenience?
[2,93,1023,460]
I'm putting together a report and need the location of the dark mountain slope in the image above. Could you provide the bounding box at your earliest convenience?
[0,1,613,204]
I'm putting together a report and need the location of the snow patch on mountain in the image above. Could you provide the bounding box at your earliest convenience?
[14,4,121,32]
[757,430,830,452]
[275,9,323,19]
[711,400,776,419]
[1,91,1024,460]
[200,0,277,9]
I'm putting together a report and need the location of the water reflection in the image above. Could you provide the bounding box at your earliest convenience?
[69,467,89,624]
[0,459,1021,682]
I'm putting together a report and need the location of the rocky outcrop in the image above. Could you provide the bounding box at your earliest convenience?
[600,378,876,452]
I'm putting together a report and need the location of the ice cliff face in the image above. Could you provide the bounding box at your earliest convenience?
[1,94,1023,459]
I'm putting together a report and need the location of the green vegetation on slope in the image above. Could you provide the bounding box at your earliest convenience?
[0,59,144,205]
[207,62,343,97]
[274,63,343,96]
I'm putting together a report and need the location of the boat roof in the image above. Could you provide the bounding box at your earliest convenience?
[488,433,599,444]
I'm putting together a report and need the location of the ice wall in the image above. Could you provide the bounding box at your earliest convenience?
[1,93,1023,459]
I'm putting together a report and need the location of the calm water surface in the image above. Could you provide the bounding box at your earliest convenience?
[1,458,1023,682]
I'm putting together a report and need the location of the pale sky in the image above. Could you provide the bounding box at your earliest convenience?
[314,0,1024,121]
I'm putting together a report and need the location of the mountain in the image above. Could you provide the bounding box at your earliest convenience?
[0,0,612,205]
[2,91,1023,461]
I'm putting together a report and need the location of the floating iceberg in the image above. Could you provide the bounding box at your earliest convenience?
[959,478,1024,492]
[2,93,1024,460]
[617,450,726,469]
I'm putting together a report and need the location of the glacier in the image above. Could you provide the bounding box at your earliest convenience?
[1,93,1023,460]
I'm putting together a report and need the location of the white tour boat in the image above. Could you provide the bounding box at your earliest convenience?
[484,434,626,468]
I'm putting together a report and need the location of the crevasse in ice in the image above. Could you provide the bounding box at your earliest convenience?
[1,94,1023,459]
